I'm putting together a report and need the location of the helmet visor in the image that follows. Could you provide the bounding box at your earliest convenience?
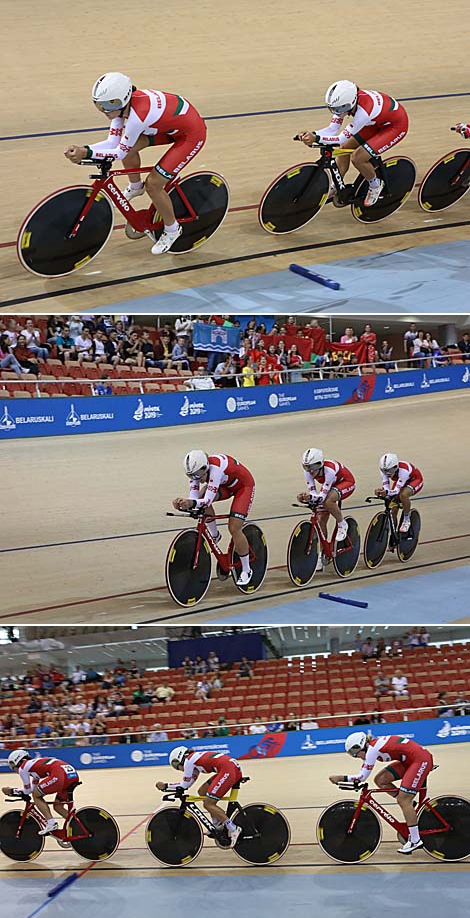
[303,461,322,473]
[94,99,125,113]
[327,102,354,115]
[186,467,208,480]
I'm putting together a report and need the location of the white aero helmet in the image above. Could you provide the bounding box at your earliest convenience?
[169,746,190,769]
[345,732,368,757]
[8,748,30,769]
[184,450,210,479]
[302,448,324,472]
[380,453,399,475]
[325,80,358,115]
[92,72,133,112]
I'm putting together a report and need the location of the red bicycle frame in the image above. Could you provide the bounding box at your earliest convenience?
[348,784,451,839]
[67,164,197,239]
[303,508,354,562]
[191,512,254,576]
[13,795,91,843]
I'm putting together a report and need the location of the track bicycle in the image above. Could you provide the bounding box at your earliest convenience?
[317,778,470,864]
[363,495,421,569]
[17,158,230,277]
[287,502,361,585]
[165,509,269,607]
[0,785,120,862]
[146,778,290,866]
[258,141,417,234]
[418,129,470,212]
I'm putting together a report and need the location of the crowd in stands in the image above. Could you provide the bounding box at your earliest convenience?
[1,315,468,399]
[1,636,469,750]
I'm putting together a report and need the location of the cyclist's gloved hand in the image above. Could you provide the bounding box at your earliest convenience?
[295,131,318,147]
[454,123,470,138]
[309,495,323,510]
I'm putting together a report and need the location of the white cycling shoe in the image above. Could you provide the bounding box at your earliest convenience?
[364,180,384,207]
[335,520,349,542]
[123,182,145,201]
[398,838,423,855]
[399,518,411,534]
[38,820,59,836]
[236,569,253,587]
[228,825,242,848]
[151,225,183,255]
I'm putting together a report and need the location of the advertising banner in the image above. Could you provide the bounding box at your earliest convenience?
[1,716,468,772]
[1,365,468,440]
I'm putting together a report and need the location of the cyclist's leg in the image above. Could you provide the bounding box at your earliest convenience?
[375,762,406,798]
[323,480,355,539]
[202,765,242,842]
[32,786,55,823]
[121,134,151,186]
[337,137,360,177]
[397,754,433,847]
[228,485,255,578]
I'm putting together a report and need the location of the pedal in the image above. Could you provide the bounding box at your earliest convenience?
[216,562,230,581]
[54,838,72,849]
[124,223,146,240]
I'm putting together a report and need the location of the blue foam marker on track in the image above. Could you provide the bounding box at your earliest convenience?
[289,263,341,290]
[48,872,78,897]
[319,592,369,609]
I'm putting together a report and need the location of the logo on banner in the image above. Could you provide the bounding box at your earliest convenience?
[436,719,470,738]
[226,395,257,414]
[301,734,317,751]
[268,391,298,410]
[66,404,81,427]
[239,733,287,759]
[133,398,162,421]
[80,753,93,765]
[420,373,430,389]
[420,372,451,389]
[312,384,341,403]
[345,376,376,404]
[462,367,470,384]
[0,407,16,430]
[131,749,144,763]
[180,396,207,417]
[384,377,415,395]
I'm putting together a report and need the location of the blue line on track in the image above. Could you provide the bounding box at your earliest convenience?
[2,92,469,142]
[1,489,468,555]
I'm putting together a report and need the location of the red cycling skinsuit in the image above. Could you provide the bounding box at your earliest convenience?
[305,460,356,503]
[88,89,207,180]
[382,461,424,498]
[318,89,409,156]
[168,751,243,799]
[19,757,80,801]
[189,454,256,520]
[348,736,434,794]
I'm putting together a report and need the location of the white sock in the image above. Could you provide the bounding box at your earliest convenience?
[129,181,143,190]
[239,553,250,574]
[164,221,179,234]
[224,818,236,832]
[369,177,381,187]
[409,824,420,844]
[207,519,219,540]
[403,513,410,521]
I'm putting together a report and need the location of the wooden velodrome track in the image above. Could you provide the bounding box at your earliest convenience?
[1,0,470,312]
[0,745,468,880]
[2,389,469,624]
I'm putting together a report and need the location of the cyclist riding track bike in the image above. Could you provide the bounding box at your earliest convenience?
[2,749,79,836]
[297,448,355,566]
[330,731,434,854]
[454,122,470,138]
[297,80,409,206]
[64,72,207,255]
[376,453,423,534]
[155,746,243,847]
[173,450,256,586]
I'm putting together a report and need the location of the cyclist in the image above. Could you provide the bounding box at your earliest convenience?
[155,746,243,847]
[2,749,79,836]
[297,448,355,567]
[453,122,470,138]
[173,450,256,586]
[329,731,434,854]
[64,72,207,255]
[297,80,409,206]
[376,453,423,534]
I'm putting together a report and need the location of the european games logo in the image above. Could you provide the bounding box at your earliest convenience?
[130,750,144,763]
[269,393,279,408]
[226,397,237,413]
[80,753,93,765]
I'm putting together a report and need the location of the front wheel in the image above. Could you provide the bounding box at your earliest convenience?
[0,810,45,861]
[68,806,120,860]
[165,529,212,607]
[363,511,390,569]
[317,800,381,863]
[418,150,470,212]
[333,517,361,578]
[259,163,329,234]
[418,795,470,861]
[287,519,319,586]
[352,156,417,223]
[146,807,203,866]
[231,523,269,594]
[396,509,421,563]
[17,186,114,277]
[232,803,290,865]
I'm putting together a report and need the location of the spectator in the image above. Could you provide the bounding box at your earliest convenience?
[353,715,371,725]
[207,651,220,672]
[182,657,194,676]
[285,713,299,731]
[104,330,122,366]
[457,332,470,361]
[340,327,358,344]
[425,332,440,356]
[4,318,20,347]
[391,670,409,697]
[55,325,76,362]
[287,344,303,383]
[187,366,215,390]
[437,692,454,717]
[241,355,256,387]
[132,684,148,706]
[92,330,108,365]
[361,637,376,660]
[174,316,193,339]
[119,728,138,744]
[256,354,272,386]
[13,335,39,375]
[171,336,190,370]
[411,331,431,368]
[360,323,377,364]
[418,628,429,647]
[95,374,112,395]
[237,657,253,679]
[195,678,211,701]
[214,354,236,387]
[119,331,141,366]
[301,713,319,730]
[138,330,161,369]
[453,694,470,716]
[154,681,175,704]
[0,334,23,376]
[374,670,390,698]
[147,723,169,742]
[75,327,95,363]
[249,716,267,734]
[210,673,224,691]
[216,716,230,737]
[375,637,386,659]
[181,723,199,740]
[90,724,108,745]
[390,636,403,656]
[378,340,395,371]
[22,319,49,361]
[403,322,418,356]
[72,666,86,685]
[68,316,84,341]
[267,714,285,732]
[370,712,386,724]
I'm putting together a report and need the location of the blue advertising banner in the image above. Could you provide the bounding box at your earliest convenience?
[1,365,468,440]
[1,716,468,772]
[192,322,241,355]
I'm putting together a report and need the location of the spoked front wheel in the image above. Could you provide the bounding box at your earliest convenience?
[363,511,391,569]
[317,800,381,863]
[287,519,319,586]
[17,186,114,277]
[418,795,470,861]
[418,150,470,212]
[0,810,45,861]
[259,163,330,234]
[67,806,120,860]
[231,523,269,594]
[165,529,212,607]
[352,156,417,223]
[232,803,290,865]
[145,807,203,866]
[396,509,421,562]
[333,516,361,578]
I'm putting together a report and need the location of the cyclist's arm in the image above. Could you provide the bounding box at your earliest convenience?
[193,466,224,509]
[304,470,319,498]
[315,114,345,144]
[347,744,381,782]
[168,762,200,791]
[88,118,124,157]
[19,761,36,794]
[389,467,411,496]
[318,465,336,502]
[87,110,144,161]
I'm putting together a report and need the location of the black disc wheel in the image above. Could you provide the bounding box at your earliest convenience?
[17,186,114,277]
[352,157,416,223]
[418,150,470,212]
[146,807,203,866]
[156,171,230,253]
[232,803,290,865]
[317,800,381,863]
[259,163,329,234]
[68,807,119,860]
[287,519,319,586]
[418,796,470,861]
[333,517,361,578]
[231,523,268,594]
[0,810,44,861]
[363,511,390,569]
[166,529,212,607]
[397,510,421,563]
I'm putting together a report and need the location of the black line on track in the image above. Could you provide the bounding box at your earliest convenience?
[139,553,470,623]
[2,219,470,309]
[1,857,460,873]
